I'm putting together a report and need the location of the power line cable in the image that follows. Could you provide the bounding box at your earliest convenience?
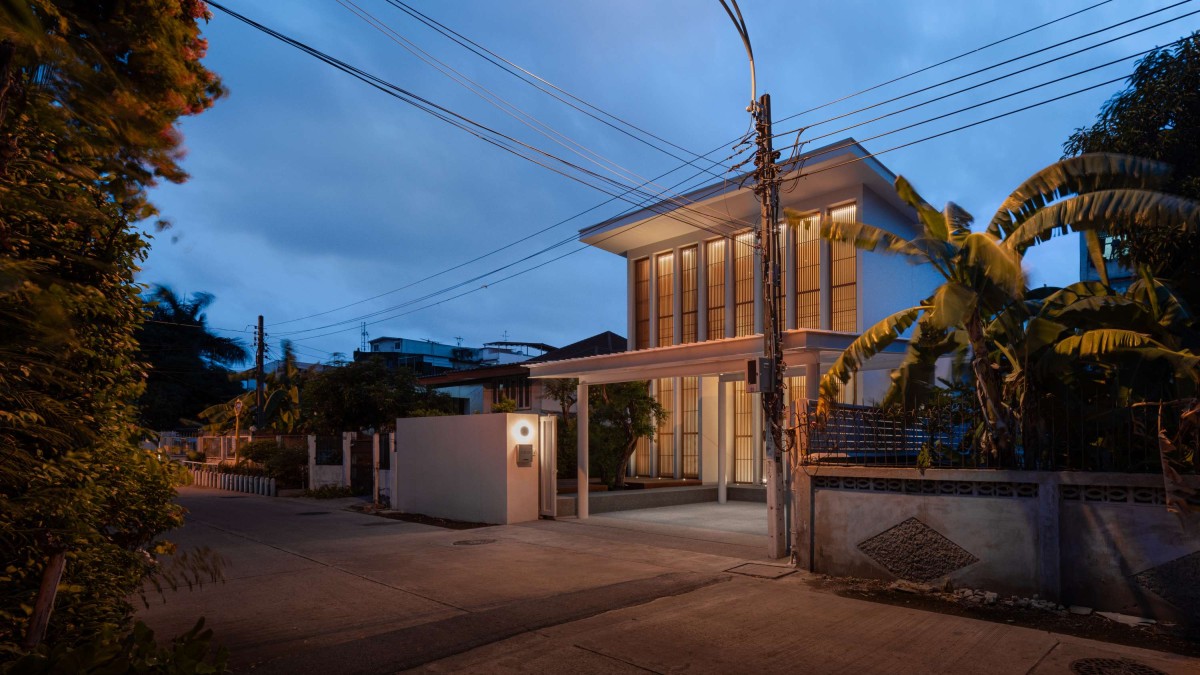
[335,0,759,232]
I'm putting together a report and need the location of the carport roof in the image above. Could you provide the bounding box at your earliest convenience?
[526,330,907,385]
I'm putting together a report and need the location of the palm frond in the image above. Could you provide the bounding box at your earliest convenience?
[818,306,923,414]
[987,153,1173,238]
[1002,189,1200,252]
[958,233,1025,298]
[895,175,950,242]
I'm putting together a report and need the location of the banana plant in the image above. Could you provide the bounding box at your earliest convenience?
[785,176,1023,460]
[199,341,305,435]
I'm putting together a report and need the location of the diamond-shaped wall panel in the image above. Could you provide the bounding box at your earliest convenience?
[1132,550,1200,618]
[858,517,979,582]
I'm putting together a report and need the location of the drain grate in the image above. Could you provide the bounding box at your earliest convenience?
[218,496,247,499]
[296,511,331,516]
[1070,658,1167,675]
[452,539,496,546]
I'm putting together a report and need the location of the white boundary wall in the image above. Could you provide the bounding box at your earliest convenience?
[393,413,540,524]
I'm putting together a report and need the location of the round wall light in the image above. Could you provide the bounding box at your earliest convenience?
[517,424,531,438]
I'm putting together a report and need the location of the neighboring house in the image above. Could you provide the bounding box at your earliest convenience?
[420,331,626,414]
[354,336,543,376]
[1078,232,1135,290]
[527,138,942,486]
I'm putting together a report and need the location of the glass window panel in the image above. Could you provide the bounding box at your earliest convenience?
[633,435,651,477]
[635,258,650,349]
[793,212,821,329]
[829,203,857,333]
[734,231,756,336]
[705,239,726,340]
[656,252,674,347]
[680,246,698,344]
[733,380,753,483]
[681,376,699,478]
[656,378,674,476]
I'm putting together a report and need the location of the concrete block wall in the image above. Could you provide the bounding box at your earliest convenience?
[793,467,1200,624]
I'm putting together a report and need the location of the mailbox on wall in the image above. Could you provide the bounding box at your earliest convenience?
[516,444,534,467]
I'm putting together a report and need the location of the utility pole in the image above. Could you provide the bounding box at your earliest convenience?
[255,315,265,429]
[754,93,787,560]
[722,0,787,559]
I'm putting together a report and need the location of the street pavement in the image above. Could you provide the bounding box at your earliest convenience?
[138,487,1200,674]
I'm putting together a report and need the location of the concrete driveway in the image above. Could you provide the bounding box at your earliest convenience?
[138,487,1198,674]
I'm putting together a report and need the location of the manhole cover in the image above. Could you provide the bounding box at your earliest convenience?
[297,511,331,516]
[361,521,393,526]
[452,539,496,546]
[726,563,795,579]
[218,496,247,499]
[1070,658,1167,675]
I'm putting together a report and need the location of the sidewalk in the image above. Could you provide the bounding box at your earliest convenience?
[139,488,1197,674]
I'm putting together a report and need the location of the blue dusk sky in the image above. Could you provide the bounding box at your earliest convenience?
[142,0,1199,363]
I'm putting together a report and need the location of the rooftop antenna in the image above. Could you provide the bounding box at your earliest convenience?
[360,321,368,351]
[501,330,510,342]
[454,336,464,346]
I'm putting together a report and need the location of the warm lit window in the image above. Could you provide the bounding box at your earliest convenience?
[633,436,651,477]
[830,203,857,332]
[656,252,674,347]
[635,258,650,349]
[656,378,674,477]
[794,212,821,329]
[681,376,699,478]
[493,376,530,409]
[680,246,698,344]
[706,239,726,340]
[734,231,756,336]
[733,380,753,483]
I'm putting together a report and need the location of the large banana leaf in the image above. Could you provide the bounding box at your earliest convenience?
[955,233,1026,301]
[813,216,934,263]
[882,320,966,408]
[895,175,949,241]
[1049,329,1200,381]
[1002,189,1200,252]
[987,154,1173,238]
[818,306,923,414]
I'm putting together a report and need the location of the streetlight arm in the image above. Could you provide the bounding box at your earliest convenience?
[718,0,755,106]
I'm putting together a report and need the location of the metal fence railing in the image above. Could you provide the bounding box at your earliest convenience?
[796,398,1199,474]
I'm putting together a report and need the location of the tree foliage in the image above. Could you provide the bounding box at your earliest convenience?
[789,153,1200,464]
[136,286,248,431]
[1063,32,1200,287]
[586,382,665,488]
[0,0,223,663]
[299,357,455,433]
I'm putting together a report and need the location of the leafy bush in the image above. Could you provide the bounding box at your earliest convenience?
[1,618,227,674]
[235,440,307,488]
[302,485,362,499]
[491,397,517,413]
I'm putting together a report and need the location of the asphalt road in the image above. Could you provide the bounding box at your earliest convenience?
[138,488,1199,674]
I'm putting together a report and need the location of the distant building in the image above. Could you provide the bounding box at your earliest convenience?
[354,337,550,377]
[1079,233,1135,290]
[419,331,626,414]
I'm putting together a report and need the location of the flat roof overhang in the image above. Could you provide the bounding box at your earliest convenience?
[526,330,907,385]
[578,138,909,255]
[419,363,528,386]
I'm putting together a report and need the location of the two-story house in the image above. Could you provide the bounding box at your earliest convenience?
[527,139,941,507]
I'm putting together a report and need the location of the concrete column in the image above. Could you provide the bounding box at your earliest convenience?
[804,354,821,401]
[672,250,682,346]
[674,377,682,479]
[753,242,763,335]
[576,382,589,519]
[648,257,658,348]
[697,241,708,341]
[342,432,352,488]
[372,433,381,505]
[793,466,813,570]
[390,427,399,509]
[717,380,728,504]
[627,258,637,351]
[767,455,787,559]
[307,435,316,490]
[1037,475,1062,601]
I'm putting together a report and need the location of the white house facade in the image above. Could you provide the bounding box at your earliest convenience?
[527,139,942,515]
